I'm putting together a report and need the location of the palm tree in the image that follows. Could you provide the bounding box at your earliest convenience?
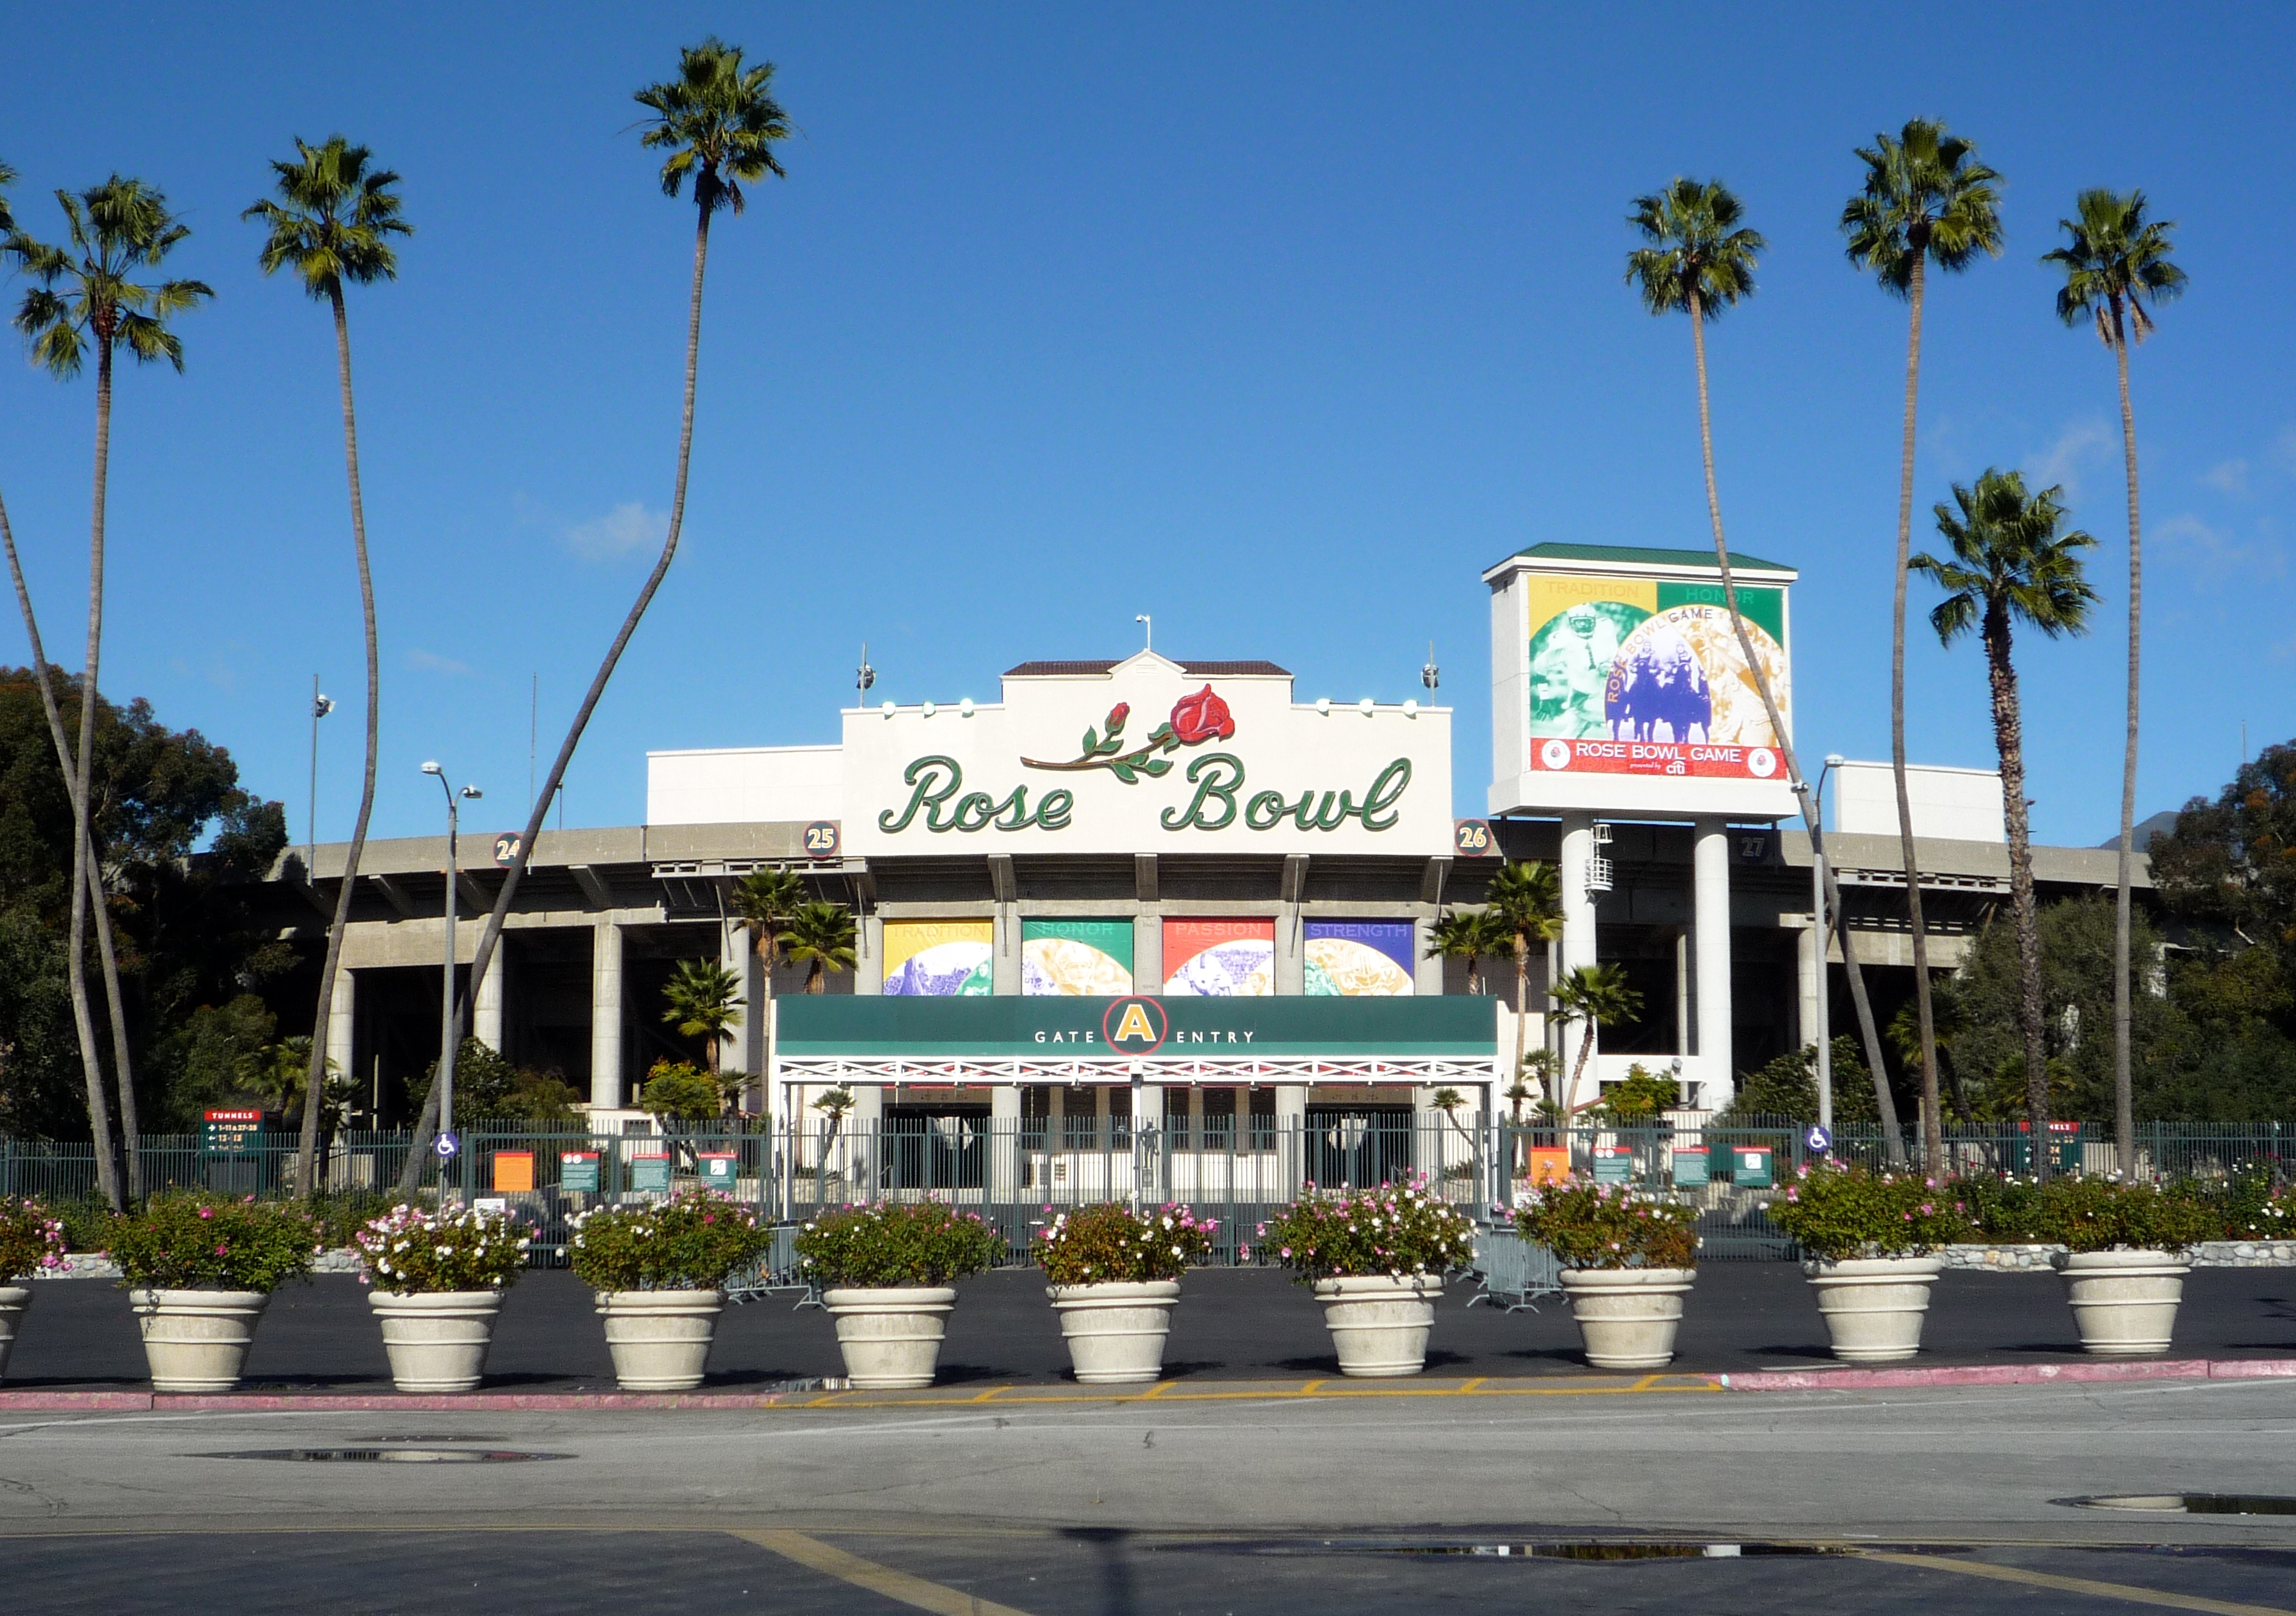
[247,136,411,1201]
[1549,964,1644,1113]
[1913,470,2098,1166]
[2042,189,2186,1174]
[1425,907,1510,995]
[1484,860,1563,1101]
[780,902,858,994]
[730,865,804,1077]
[661,957,745,1075]
[398,41,787,1191]
[1627,177,1903,1158]
[10,177,213,1208]
[1840,119,2005,1172]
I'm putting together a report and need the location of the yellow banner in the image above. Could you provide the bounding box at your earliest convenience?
[882,919,993,975]
[1524,573,1658,636]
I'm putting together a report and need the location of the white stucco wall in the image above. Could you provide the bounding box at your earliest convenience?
[1833,761,2006,843]
[648,744,843,826]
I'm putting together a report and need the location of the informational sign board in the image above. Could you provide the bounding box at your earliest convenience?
[695,1152,739,1188]
[1592,1146,1635,1184]
[1673,1146,1710,1188]
[560,1152,601,1193]
[492,1151,535,1193]
[1731,1146,1774,1188]
[628,1151,672,1193]
[202,1108,266,1157]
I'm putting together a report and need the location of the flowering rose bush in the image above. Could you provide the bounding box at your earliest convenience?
[1949,1172,2048,1243]
[1258,1178,1475,1283]
[2035,1175,2218,1254]
[354,1204,531,1294]
[1168,686,1235,745]
[796,1200,1005,1287]
[0,1199,68,1283]
[1512,1178,1699,1270]
[570,1188,770,1291]
[1768,1160,1974,1262]
[1033,1202,1215,1286]
[107,1194,320,1293]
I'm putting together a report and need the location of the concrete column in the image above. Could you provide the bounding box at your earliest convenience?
[990,1084,1021,1199]
[589,920,624,1111]
[1276,1084,1308,1198]
[856,915,885,995]
[1133,913,1163,995]
[1557,812,1597,1104]
[726,922,763,1110]
[992,906,1022,995]
[473,940,506,1053]
[1693,818,1735,1110]
[1796,918,1821,1060]
[1273,910,1304,995]
[325,968,357,1108]
[1411,915,1442,996]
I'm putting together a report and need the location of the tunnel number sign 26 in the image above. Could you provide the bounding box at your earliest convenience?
[1453,819,1495,857]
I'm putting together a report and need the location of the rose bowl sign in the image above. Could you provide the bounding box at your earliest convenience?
[840,651,1452,858]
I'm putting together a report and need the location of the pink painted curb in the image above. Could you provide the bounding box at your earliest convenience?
[1710,1356,2296,1392]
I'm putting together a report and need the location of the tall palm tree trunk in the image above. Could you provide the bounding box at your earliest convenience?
[400,200,717,1194]
[63,339,121,1209]
[1983,606,2050,1151]
[1688,294,1902,1156]
[1889,257,1945,1174]
[2109,294,2141,1169]
[88,823,140,1200]
[4,487,130,1203]
[300,285,383,1198]
[1512,936,1533,1103]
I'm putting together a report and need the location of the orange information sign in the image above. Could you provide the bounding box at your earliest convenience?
[492,1150,535,1193]
[1526,1147,1572,1186]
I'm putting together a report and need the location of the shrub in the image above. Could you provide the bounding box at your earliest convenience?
[1951,1173,2048,1243]
[1033,1203,1215,1286]
[570,1188,770,1291]
[640,1060,724,1121]
[108,1194,320,1293]
[2169,1165,2295,1241]
[1768,1160,1974,1262]
[2036,1176,2219,1254]
[1596,1064,1679,1124]
[1513,1178,1699,1270]
[354,1204,531,1294]
[1258,1178,1476,1283]
[796,1201,1005,1287]
[0,1199,67,1283]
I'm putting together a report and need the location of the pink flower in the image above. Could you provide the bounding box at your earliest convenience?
[199,1208,214,1220]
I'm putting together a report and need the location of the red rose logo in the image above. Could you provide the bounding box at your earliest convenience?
[1169,686,1236,745]
[1107,703,1129,731]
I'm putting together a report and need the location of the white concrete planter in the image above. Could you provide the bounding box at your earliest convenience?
[368,1289,505,1392]
[1559,1268,1696,1369]
[1802,1255,1943,1363]
[2055,1249,2189,1355]
[1047,1280,1180,1384]
[0,1284,29,1380]
[823,1286,957,1389]
[1312,1275,1442,1378]
[595,1289,724,1392]
[130,1289,269,1392]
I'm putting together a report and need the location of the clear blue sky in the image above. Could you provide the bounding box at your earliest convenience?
[2,4,2288,849]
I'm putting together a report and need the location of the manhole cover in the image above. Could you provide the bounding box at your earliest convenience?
[2058,1495,2296,1517]
[196,1447,569,1464]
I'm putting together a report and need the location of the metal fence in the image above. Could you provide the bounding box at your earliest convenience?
[4,1118,2287,1268]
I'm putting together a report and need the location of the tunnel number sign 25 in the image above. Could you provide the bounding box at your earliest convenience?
[803,821,841,857]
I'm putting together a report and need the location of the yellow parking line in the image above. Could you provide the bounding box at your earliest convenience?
[1854,1549,2295,1616]
[762,1376,1718,1410]
[733,1528,1037,1616]
[968,1386,1013,1403]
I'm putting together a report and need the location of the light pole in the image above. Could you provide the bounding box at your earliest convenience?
[1799,754,1848,1132]
[422,762,482,1193]
[307,680,333,877]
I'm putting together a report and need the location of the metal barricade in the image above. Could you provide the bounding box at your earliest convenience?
[1466,1225,1562,1311]
[726,1222,822,1310]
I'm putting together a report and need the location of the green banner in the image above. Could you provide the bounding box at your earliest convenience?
[1656,581,1782,646]
[779,995,1495,1059]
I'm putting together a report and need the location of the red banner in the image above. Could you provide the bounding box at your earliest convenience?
[1533,737,1780,781]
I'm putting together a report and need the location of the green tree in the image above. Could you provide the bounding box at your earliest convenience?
[1913,469,2098,1157]
[1628,175,1901,1151]
[1483,860,1562,1100]
[247,135,411,1200]
[2042,188,2187,1171]
[780,902,858,993]
[1718,1038,1879,1127]
[1549,963,1644,1112]
[2150,740,2296,971]
[1840,118,2005,1174]
[9,177,213,1205]
[730,865,804,1080]
[399,40,790,1194]
[1425,906,1512,996]
[661,956,744,1074]
[1596,1064,1679,1123]
[639,1058,724,1121]
[406,1038,578,1125]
